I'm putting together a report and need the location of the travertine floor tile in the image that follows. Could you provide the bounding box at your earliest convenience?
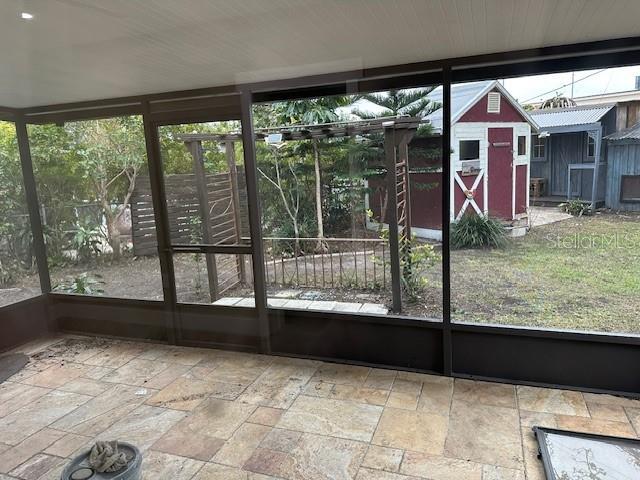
[400,451,483,480]
[142,363,191,390]
[260,428,302,453]
[517,386,588,417]
[481,464,526,480]
[152,425,225,461]
[43,432,92,458]
[83,342,147,369]
[302,381,334,398]
[154,346,210,366]
[22,362,90,389]
[518,410,557,429]
[154,398,256,460]
[417,381,453,415]
[192,462,281,479]
[361,445,403,473]
[453,379,516,408]
[239,360,318,409]
[101,358,171,386]
[444,400,522,470]
[213,423,271,467]
[586,402,630,422]
[194,355,272,387]
[278,395,382,442]
[311,363,370,386]
[386,391,418,410]
[626,407,640,436]
[355,467,419,479]
[140,451,204,480]
[57,377,110,396]
[96,404,186,451]
[364,369,397,390]
[582,392,640,408]
[244,432,367,480]
[330,384,389,406]
[554,414,636,438]
[372,408,448,454]
[0,382,50,418]
[0,428,64,473]
[51,384,153,435]
[521,427,546,480]
[0,390,91,445]
[247,407,285,427]
[146,377,224,411]
[8,453,63,480]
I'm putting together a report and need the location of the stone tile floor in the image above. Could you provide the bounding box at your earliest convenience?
[1,335,639,479]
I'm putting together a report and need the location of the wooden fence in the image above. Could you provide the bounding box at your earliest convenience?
[130,172,248,256]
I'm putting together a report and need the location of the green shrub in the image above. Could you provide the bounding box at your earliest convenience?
[376,229,440,301]
[54,273,104,295]
[561,199,591,217]
[450,213,507,249]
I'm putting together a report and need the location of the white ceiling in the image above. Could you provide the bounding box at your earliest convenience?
[2,0,640,108]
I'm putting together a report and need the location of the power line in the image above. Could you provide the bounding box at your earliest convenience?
[521,69,607,103]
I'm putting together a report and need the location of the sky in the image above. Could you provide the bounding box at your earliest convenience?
[502,65,640,104]
[341,65,640,117]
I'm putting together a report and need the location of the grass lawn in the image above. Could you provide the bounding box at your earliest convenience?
[449,211,640,334]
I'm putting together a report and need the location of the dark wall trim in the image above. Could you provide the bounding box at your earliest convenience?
[0,295,51,353]
[43,293,640,395]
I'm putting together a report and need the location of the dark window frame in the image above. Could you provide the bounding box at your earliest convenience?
[517,135,527,155]
[587,134,596,157]
[532,134,546,159]
[620,174,640,203]
[459,139,480,161]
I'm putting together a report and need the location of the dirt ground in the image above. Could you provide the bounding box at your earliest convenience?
[3,211,639,334]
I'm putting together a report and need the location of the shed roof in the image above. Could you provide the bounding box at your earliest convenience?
[605,121,640,143]
[530,104,614,129]
[425,80,538,132]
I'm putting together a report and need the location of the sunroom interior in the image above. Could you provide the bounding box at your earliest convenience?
[1,2,640,479]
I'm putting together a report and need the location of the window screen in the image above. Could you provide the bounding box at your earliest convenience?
[621,175,640,202]
[459,140,480,160]
[517,136,526,155]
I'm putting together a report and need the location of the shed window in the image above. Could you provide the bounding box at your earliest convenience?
[517,136,527,155]
[587,135,596,157]
[459,140,480,160]
[620,175,640,203]
[532,134,546,158]
[487,92,501,113]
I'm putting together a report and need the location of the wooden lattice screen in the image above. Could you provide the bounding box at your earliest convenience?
[130,172,248,256]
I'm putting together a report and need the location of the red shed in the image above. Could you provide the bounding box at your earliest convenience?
[368,80,538,240]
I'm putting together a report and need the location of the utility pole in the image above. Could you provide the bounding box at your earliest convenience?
[571,72,575,98]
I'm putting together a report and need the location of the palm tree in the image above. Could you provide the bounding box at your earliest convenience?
[274,96,354,251]
[353,88,439,119]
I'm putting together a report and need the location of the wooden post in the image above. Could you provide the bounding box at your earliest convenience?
[187,140,219,302]
[226,140,247,284]
[384,127,402,313]
[397,128,416,288]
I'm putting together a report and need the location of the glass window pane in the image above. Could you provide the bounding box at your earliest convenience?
[0,121,41,306]
[253,84,443,319]
[29,116,163,300]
